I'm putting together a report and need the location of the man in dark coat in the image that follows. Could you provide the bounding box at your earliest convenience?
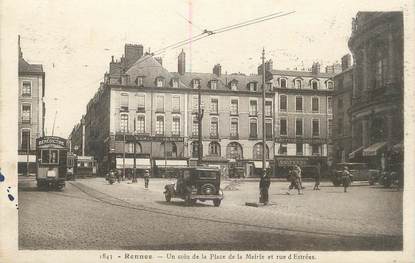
[259,169,271,205]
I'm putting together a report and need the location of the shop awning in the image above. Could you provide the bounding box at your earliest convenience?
[18,155,36,163]
[363,142,387,156]
[155,160,188,168]
[348,146,364,160]
[116,158,151,169]
[253,161,270,169]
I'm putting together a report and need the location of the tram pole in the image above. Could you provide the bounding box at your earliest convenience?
[133,119,137,183]
[197,84,204,166]
[123,131,126,181]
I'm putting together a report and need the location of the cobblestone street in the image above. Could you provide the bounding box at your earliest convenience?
[18,176,402,250]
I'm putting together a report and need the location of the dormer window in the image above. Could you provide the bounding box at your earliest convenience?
[280,78,287,88]
[210,80,217,90]
[294,79,302,89]
[136,77,143,86]
[192,79,201,89]
[326,80,334,90]
[249,82,257,92]
[156,77,164,87]
[171,78,179,88]
[311,79,319,90]
[230,80,238,91]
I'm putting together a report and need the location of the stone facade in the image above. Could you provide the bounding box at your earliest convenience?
[348,12,403,169]
[18,36,45,175]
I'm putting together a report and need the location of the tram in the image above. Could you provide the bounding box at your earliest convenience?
[36,136,68,190]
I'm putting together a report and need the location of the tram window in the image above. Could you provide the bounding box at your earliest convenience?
[41,150,50,163]
[50,150,58,164]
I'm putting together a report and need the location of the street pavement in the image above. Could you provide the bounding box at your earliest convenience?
[18,176,403,250]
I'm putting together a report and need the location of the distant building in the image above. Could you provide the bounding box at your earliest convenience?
[267,61,335,176]
[348,12,403,169]
[332,54,353,163]
[18,36,45,175]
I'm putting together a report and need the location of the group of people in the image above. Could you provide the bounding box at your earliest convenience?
[106,169,150,188]
[285,164,352,194]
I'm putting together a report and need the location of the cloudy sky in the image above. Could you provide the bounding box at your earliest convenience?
[14,0,404,138]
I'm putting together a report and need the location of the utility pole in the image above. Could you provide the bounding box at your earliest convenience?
[123,131,126,181]
[197,84,204,166]
[133,118,137,183]
[261,48,266,173]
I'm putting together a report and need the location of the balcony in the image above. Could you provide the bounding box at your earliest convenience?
[229,134,239,140]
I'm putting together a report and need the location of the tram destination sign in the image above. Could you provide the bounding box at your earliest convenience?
[36,136,67,148]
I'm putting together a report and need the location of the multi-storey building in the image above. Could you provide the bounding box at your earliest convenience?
[267,61,336,176]
[348,12,403,169]
[70,45,276,177]
[18,36,45,175]
[332,54,354,163]
[70,44,339,178]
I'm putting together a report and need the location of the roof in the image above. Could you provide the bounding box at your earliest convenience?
[172,72,262,92]
[126,55,187,88]
[270,69,335,79]
[18,57,44,74]
[126,55,264,92]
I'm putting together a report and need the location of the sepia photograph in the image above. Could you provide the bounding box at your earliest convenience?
[1,0,414,262]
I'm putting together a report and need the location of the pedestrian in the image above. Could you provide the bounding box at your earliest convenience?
[115,169,121,183]
[342,166,352,193]
[313,164,321,190]
[259,169,271,205]
[287,166,303,195]
[143,169,150,189]
[294,165,304,191]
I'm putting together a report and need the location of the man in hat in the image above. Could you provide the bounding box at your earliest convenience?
[143,169,150,189]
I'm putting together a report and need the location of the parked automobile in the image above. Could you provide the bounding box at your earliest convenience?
[164,167,224,206]
[331,163,380,186]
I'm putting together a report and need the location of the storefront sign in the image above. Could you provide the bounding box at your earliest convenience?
[115,134,184,142]
[276,137,327,144]
[36,136,67,148]
[275,157,310,167]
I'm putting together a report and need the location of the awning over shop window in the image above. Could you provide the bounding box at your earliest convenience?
[116,158,151,169]
[348,147,364,159]
[18,155,36,163]
[155,160,188,167]
[363,142,387,157]
[253,161,270,169]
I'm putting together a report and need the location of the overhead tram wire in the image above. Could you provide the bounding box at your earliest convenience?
[84,10,296,88]
[156,11,296,53]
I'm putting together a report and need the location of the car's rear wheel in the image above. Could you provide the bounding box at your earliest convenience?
[213,199,221,207]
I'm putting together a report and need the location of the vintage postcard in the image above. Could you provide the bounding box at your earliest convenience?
[0,0,414,262]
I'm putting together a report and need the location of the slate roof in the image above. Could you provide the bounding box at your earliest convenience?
[270,69,335,79]
[18,57,44,74]
[126,54,264,92]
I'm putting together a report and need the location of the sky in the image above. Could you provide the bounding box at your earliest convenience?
[15,0,405,138]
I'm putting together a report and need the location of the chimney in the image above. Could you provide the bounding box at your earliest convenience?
[124,44,143,69]
[155,57,163,66]
[312,62,321,74]
[18,35,23,58]
[213,64,222,76]
[178,49,186,75]
[341,54,352,71]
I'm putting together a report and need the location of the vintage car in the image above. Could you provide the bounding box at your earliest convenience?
[331,162,380,186]
[164,167,224,207]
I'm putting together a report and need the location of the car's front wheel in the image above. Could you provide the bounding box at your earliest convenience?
[213,199,221,207]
